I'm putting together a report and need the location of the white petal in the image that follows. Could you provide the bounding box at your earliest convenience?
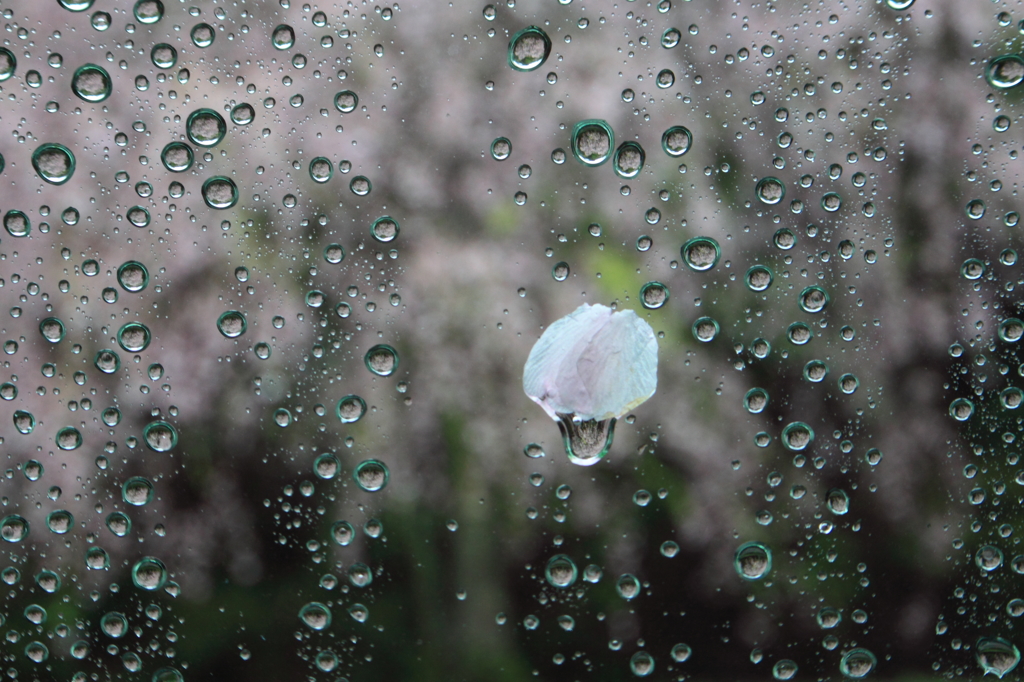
[523,303,658,421]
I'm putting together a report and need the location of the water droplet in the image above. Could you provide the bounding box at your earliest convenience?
[217,310,247,338]
[613,141,645,178]
[744,388,769,414]
[313,453,340,480]
[117,322,151,352]
[90,10,111,29]
[773,659,798,680]
[186,108,226,147]
[558,416,615,465]
[662,27,681,48]
[348,562,373,587]
[490,137,512,160]
[150,43,177,69]
[802,358,827,378]
[1001,387,1023,409]
[640,282,669,309]
[45,510,73,534]
[122,477,154,506]
[681,237,721,271]
[365,344,399,376]
[127,205,151,227]
[13,410,35,435]
[332,520,355,546]
[323,243,345,264]
[132,557,168,591]
[616,573,641,600]
[966,199,987,220]
[994,115,1012,133]
[961,258,986,280]
[821,192,843,212]
[838,373,859,394]
[117,260,149,292]
[826,488,849,515]
[272,24,295,50]
[545,554,578,587]
[656,69,675,88]
[787,322,813,345]
[334,89,358,113]
[202,176,239,208]
[949,397,974,421]
[55,426,82,451]
[551,261,570,281]
[143,421,178,452]
[976,545,1004,571]
[349,175,371,195]
[571,119,614,166]
[161,141,194,172]
[507,26,551,71]
[133,0,163,23]
[308,156,333,183]
[3,209,30,237]
[152,669,184,682]
[817,606,842,629]
[337,395,367,423]
[23,460,42,481]
[99,611,128,638]
[86,546,110,570]
[799,286,830,313]
[1000,318,1024,343]
[371,216,400,243]
[987,55,1024,89]
[976,637,1020,678]
[230,103,255,125]
[39,317,65,343]
[755,177,785,205]
[734,541,772,580]
[839,648,876,678]
[348,603,369,623]
[661,125,692,156]
[106,511,131,537]
[35,570,60,593]
[745,265,774,291]
[71,63,111,102]
[630,651,655,677]
[781,422,814,451]
[773,228,797,250]
[24,641,48,663]
[692,317,719,342]
[32,143,75,184]
[354,459,390,492]
[1009,599,1024,617]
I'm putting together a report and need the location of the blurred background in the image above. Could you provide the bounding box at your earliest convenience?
[0,0,1020,679]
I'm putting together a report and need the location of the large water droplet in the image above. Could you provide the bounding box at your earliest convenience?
[755,176,785,205]
[100,612,128,638]
[949,397,974,421]
[272,24,295,49]
[3,209,30,237]
[987,55,1024,89]
[202,176,239,209]
[354,459,390,492]
[817,606,842,629]
[71,63,111,102]
[364,344,399,376]
[217,310,247,338]
[32,143,75,184]
[309,157,333,183]
[630,651,655,677]
[999,318,1024,343]
[661,126,692,156]
[131,557,168,591]
[332,520,355,546]
[744,388,769,414]
[507,26,551,71]
[13,410,35,435]
[558,415,615,466]
[45,510,73,534]
[692,317,719,342]
[781,422,814,451]
[348,562,373,587]
[122,477,154,506]
[144,421,178,452]
[839,648,876,678]
[117,260,149,292]
[746,265,773,291]
[370,216,400,243]
[545,554,578,588]
[186,108,226,147]
[616,573,641,599]
[799,286,829,313]
[117,322,151,352]
[230,103,255,125]
[106,511,131,537]
[133,0,163,23]
[337,395,367,423]
[976,545,1004,571]
[39,317,65,343]
[191,22,215,47]
[639,281,669,309]
[0,47,14,81]
[734,541,772,580]
[55,426,82,451]
[571,119,614,166]
[490,137,512,160]
[161,141,194,172]
[773,659,798,680]
[150,43,177,69]
[613,141,645,178]
[681,237,721,271]
[977,637,1020,678]
[826,488,849,515]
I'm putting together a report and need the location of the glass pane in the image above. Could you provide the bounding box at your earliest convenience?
[0,0,1014,679]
